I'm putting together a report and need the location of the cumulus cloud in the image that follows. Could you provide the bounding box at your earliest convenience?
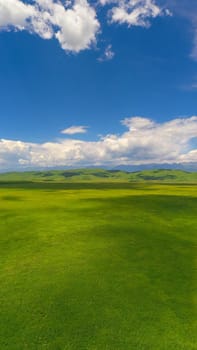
[61,125,88,134]
[0,116,197,170]
[100,0,169,27]
[0,0,100,52]
[0,0,170,53]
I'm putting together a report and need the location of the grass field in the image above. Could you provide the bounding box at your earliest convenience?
[0,182,197,349]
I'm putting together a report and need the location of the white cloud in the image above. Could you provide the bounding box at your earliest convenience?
[100,0,169,27]
[0,0,100,52]
[61,125,88,134]
[191,28,197,61]
[164,0,197,60]
[0,0,35,29]
[0,116,197,170]
[182,78,197,91]
[179,149,197,163]
[98,44,115,61]
[0,0,170,53]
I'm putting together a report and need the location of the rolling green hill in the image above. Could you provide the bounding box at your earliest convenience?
[0,168,197,183]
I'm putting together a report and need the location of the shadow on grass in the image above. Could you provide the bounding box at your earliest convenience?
[1,195,23,201]
[0,181,147,191]
[0,181,196,191]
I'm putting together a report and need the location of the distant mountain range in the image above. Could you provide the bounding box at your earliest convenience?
[1,162,196,174]
[0,168,197,183]
[113,163,197,172]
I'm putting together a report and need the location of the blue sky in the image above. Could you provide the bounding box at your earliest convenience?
[0,0,197,170]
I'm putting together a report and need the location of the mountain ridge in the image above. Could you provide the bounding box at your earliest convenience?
[0,168,197,183]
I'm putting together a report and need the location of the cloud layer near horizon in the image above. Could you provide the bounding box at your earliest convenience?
[0,116,197,170]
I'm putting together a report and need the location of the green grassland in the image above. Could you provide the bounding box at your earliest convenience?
[0,181,197,349]
[0,168,197,183]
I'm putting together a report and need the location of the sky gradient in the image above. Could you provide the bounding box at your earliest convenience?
[0,0,197,170]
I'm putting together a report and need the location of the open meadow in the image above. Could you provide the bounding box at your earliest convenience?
[0,182,197,349]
